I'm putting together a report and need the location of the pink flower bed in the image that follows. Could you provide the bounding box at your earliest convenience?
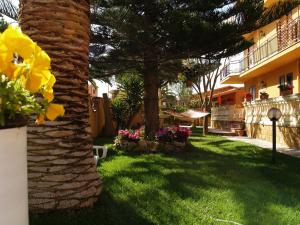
[115,126,192,153]
[156,126,192,143]
[118,129,143,142]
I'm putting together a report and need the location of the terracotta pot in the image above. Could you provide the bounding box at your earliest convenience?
[260,94,269,100]
[0,126,28,225]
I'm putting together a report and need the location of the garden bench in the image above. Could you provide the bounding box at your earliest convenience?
[93,145,108,164]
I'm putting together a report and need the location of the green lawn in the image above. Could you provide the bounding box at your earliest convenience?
[30,129,300,225]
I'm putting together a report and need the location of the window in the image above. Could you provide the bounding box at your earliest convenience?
[279,73,293,95]
[279,75,286,86]
[249,86,256,101]
[286,73,293,86]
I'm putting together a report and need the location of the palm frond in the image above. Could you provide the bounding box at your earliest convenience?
[0,0,18,21]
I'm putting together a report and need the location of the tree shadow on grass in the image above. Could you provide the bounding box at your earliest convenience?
[30,190,155,225]
[31,132,300,225]
[101,136,300,225]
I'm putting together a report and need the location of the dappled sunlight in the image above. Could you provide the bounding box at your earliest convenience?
[30,129,300,225]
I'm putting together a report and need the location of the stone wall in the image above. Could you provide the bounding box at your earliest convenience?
[244,94,300,148]
[246,124,300,148]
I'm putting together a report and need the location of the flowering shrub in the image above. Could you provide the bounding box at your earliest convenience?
[115,126,191,153]
[156,126,192,143]
[118,129,143,142]
[0,26,64,127]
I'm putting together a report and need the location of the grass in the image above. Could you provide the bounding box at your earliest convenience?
[30,129,300,225]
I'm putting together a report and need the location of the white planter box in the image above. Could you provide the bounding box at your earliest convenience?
[0,127,29,225]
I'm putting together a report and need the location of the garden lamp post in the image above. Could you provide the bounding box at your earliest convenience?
[267,108,282,163]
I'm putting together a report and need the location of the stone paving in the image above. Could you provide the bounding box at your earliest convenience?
[225,136,300,158]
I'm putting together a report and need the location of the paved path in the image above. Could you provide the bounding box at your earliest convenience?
[224,136,300,158]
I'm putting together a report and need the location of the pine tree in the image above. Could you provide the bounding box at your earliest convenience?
[90,0,299,137]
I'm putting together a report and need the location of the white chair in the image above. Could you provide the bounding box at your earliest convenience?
[93,145,108,164]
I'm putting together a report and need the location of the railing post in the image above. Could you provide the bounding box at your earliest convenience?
[266,39,271,57]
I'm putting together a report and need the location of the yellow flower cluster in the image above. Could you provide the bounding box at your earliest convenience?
[0,26,64,123]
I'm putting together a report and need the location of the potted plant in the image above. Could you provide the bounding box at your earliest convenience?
[260,92,269,100]
[0,26,64,225]
[245,93,253,102]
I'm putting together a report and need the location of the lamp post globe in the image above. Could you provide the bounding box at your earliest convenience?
[267,107,282,164]
[267,107,282,121]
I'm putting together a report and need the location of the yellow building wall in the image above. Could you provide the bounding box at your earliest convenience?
[243,6,300,64]
[240,4,300,149]
[244,60,299,99]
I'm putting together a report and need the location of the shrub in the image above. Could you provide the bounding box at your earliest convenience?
[118,129,144,142]
[111,98,129,129]
[156,126,192,143]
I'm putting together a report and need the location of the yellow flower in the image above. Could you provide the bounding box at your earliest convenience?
[3,63,17,80]
[1,26,62,124]
[43,89,54,102]
[0,41,13,73]
[12,63,27,81]
[36,114,45,125]
[46,103,65,121]
[47,73,56,89]
[42,73,56,102]
[24,45,54,93]
[1,26,36,60]
[31,45,51,69]
[25,71,45,93]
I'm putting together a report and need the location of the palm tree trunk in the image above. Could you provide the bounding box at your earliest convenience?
[19,0,102,211]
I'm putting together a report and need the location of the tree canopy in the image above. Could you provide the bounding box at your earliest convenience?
[0,0,18,20]
[90,0,299,136]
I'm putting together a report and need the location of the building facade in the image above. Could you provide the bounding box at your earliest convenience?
[210,86,246,132]
[220,2,300,148]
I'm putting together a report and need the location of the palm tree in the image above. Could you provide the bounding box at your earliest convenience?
[0,0,17,20]
[19,0,102,211]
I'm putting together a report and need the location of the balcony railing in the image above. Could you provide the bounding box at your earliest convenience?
[244,94,300,127]
[220,15,300,81]
[211,104,245,122]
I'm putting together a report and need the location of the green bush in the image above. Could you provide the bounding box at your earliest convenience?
[111,98,129,129]
[112,71,144,129]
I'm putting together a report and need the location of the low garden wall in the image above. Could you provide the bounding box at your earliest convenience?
[115,139,188,153]
[114,126,192,153]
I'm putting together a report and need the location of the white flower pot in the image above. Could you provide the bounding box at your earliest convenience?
[0,127,29,225]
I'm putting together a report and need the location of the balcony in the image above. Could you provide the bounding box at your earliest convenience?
[244,94,300,127]
[211,104,245,122]
[211,104,245,131]
[244,93,300,148]
[221,15,300,84]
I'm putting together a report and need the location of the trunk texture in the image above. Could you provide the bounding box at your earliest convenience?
[203,99,209,136]
[103,93,116,136]
[144,53,159,138]
[19,0,102,212]
[203,116,209,136]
